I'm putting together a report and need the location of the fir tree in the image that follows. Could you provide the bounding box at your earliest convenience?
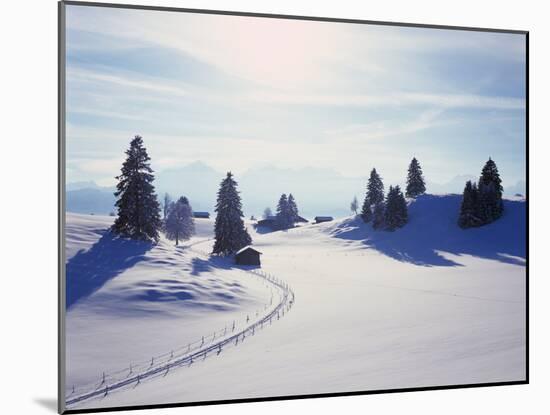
[372,201,385,230]
[361,168,384,222]
[112,135,162,242]
[458,181,482,228]
[405,157,426,198]
[478,157,504,222]
[384,185,408,231]
[350,196,359,215]
[288,193,299,223]
[458,158,504,228]
[276,194,293,229]
[212,172,252,255]
[165,197,195,245]
[367,168,385,205]
[362,204,373,223]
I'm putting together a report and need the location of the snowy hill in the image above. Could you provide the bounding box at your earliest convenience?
[324,194,526,266]
[66,195,526,410]
[65,213,273,389]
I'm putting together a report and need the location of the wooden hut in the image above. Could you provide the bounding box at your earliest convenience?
[235,246,262,266]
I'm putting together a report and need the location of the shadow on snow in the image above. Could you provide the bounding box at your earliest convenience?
[330,194,526,267]
[66,230,153,309]
[191,254,261,275]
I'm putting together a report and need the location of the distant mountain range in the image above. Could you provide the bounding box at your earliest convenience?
[66,162,526,217]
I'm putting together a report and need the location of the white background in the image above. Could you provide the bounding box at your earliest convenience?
[0,0,545,414]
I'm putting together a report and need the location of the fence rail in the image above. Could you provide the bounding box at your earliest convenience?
[66,241,295,407]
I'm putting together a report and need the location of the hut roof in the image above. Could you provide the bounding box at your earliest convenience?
[236,246,262,255]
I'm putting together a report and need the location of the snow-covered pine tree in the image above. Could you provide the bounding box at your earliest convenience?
[350,196,359,215]
[288,193,299,223]
[212,172,252,255]
[276,194,293,229]
[372,201,385,230]
[458,180,482,228]
[112,135,162,242]
[405,157,426,198]
[478,157,504,223]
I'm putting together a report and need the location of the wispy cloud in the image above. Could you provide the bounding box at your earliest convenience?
[248,91,525,111]
[64,5,527,187]
[68,68,188,97]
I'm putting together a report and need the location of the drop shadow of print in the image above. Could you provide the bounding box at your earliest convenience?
[66,231,153,309]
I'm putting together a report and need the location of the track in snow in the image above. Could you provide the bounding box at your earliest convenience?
[66,240,295,407]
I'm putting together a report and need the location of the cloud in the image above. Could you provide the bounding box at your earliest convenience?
[63,5,527,187]
[67,68,188,97]
[247,91,525,111]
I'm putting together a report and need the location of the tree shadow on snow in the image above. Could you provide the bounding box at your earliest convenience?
[332,195,526,267]
[66,231,152,309]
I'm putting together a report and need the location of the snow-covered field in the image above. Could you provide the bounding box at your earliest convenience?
[65,194,526,411]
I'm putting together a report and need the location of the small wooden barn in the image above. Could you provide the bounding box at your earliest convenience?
[256,216,277,229]
[314,216,334,224]
[193,211,210,219]
[235,246,262,266]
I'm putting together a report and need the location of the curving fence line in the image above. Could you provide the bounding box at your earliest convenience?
[66,241,295,407]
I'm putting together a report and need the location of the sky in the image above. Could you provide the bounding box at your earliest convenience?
[65,4,526,189]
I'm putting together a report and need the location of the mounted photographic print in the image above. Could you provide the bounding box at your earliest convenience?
[58,1,528,413]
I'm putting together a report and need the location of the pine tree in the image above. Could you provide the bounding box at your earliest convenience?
[367,168,385,205]
[276,194,293,229]
[362,204,373,223]
[288,193,299,223]
[112,135,162,242]
[372,201,385,230]
[458,181,482,228]
[212,172,252,255]
[478,157,504,222]
[350,196,359,215]
[165,197,195,245]
[458,158,504,228]
[361,168,384,222]
[384,185,408,231]
[405,157,426,198]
